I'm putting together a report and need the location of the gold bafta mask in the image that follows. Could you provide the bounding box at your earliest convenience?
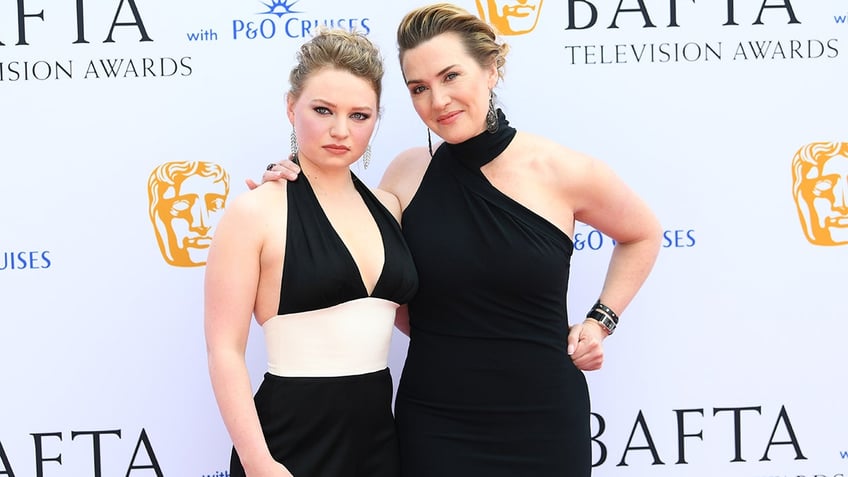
[475,0,544,35]
[147,161,230,267]
[791,142,848,246]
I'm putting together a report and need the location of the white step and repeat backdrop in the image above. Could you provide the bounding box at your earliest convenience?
[2,1,846,476]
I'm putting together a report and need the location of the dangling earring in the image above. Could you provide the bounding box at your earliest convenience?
[290,129,298,161]
[486,91,498,134]
[427,128,434,158]
[363,145,371,169]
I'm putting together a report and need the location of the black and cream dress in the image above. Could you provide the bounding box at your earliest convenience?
[230,172,418,477]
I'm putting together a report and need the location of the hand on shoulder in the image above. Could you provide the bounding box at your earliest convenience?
[245,154,301,190]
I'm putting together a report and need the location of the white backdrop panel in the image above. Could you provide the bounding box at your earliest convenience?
[1,1,846,476]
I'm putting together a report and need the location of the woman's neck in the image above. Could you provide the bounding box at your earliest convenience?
[297,156,356,198]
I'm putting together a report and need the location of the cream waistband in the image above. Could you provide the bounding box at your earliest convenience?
[262,297,398,377]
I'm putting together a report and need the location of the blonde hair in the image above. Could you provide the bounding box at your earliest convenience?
[289,28,384,107]
[396,3,509,80]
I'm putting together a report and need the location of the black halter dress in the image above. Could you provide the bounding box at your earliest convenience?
[394,111,591,476]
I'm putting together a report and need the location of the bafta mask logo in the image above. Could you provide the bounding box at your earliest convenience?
[475,0,544,35]
[791,142,848,246]
[148,161,230,267]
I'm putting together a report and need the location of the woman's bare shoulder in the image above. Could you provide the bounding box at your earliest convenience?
[511,131,596,180]
[379,146,433,208]
[372,188,402,222]
[383,146,432,179]
[217,181,286,234]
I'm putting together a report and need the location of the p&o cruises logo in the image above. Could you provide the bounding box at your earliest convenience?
[217,0,372,42]
[573,223,696,253]
[0,250,51,271]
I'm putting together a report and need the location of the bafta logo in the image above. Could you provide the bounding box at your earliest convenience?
[475,0,544,35]
[148,161,230,266]
[791,142,848,246]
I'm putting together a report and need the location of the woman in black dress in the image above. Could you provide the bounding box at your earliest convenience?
[384,5,661,476]
[205,29,417,477]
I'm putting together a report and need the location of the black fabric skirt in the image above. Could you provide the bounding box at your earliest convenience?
[395,335,591,477]
[230,367,399,477]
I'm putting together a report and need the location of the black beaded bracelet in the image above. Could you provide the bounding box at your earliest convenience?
[592,300,619,324]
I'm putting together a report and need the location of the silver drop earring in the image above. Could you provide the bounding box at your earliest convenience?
[290,129,298,157]
[486,91,498,134]
[363,145,371,169]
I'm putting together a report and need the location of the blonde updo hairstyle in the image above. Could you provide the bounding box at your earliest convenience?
[396,3,509,81]
[288,28,384,108]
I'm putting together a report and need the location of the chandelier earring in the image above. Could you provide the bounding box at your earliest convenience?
[486,91,498,134]
[363,145,371,169]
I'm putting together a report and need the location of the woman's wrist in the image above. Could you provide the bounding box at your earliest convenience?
[585,300,619,335]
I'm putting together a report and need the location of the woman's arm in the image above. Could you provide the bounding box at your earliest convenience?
[204,191,292,476]
[566,153,662,370]
[573,157,662,314]
[377,146,431,210]
[394,305,411,336]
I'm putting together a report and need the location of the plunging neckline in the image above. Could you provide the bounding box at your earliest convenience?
[298,172,388,297]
